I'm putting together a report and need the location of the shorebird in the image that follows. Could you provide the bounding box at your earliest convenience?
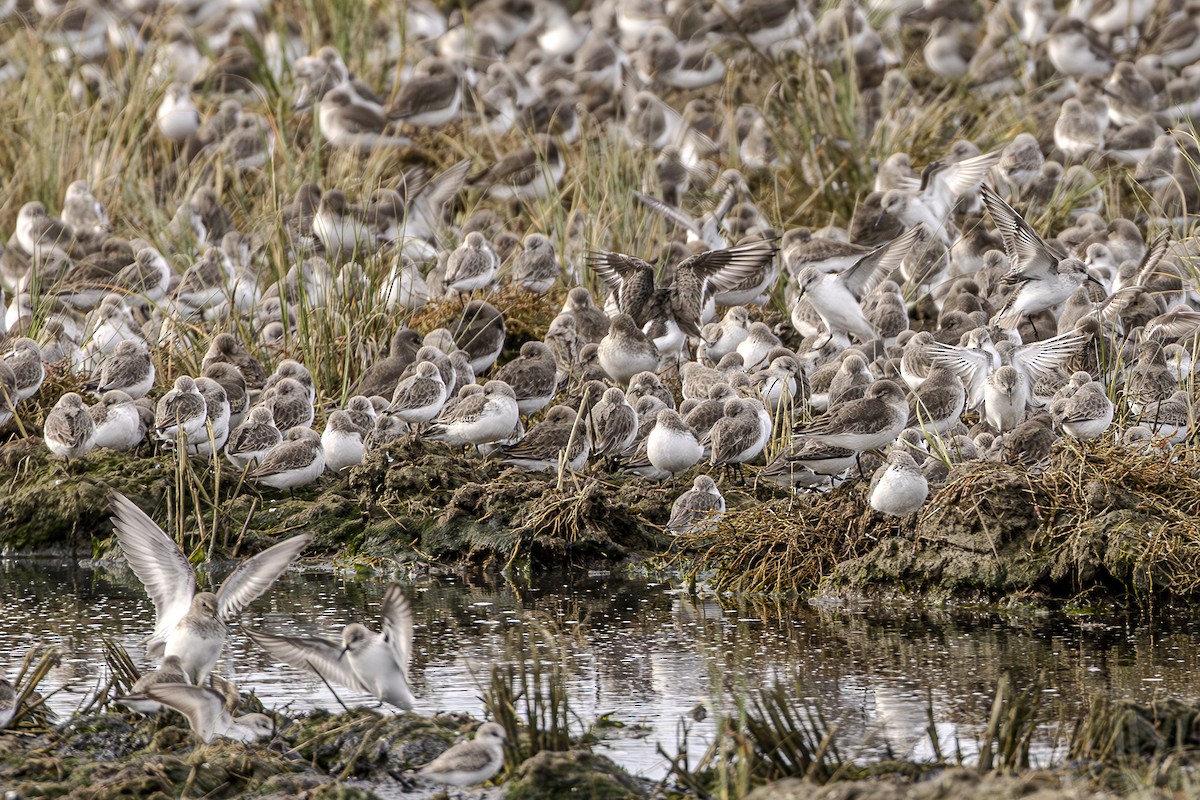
[109,493,310,682]
[0,678,13,730]
[250,427,326,489]
[88,390,143,451]
[794,226,923,345]
[450,301,506,374]
[418,722,507,787]
[389,361,449,424]
[247,582,415,709]
[511,233,560,294]
[318,86,414,149]
[793,380,909,456]
[598,314,661,385]
[635,408,701,478]
[426,380,520,448]
[444,231,500,297]
[492,341,557,415]
[322,410,366,472]
[115,654,190,715]
[868,450,929,516]
[124,683,275,743]
[589,387,639,458]
[3,337,46,402]
[225,405,282,469]
[388,57,462,128]
[665,475,726,534]
[500,405,590,471]
[980,185,1103,332]
[43,392,96,462]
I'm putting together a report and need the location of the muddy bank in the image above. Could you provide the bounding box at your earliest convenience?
[0,705,647,799]
[3,432,1200,605]
[680,440,1200,605]
[9,689,1198,799]
[0,434,676,571]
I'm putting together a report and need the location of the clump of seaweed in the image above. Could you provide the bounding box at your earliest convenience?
[672,479,896,594]
[679,439,1200,602]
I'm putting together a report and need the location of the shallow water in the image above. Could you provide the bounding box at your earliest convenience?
[2,559,1199,779]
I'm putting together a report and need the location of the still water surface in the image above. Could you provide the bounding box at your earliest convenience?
[2,559,1199,778]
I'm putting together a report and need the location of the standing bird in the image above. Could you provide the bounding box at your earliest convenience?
[666,475,726,534]
[417,722,508,787]
[154,376,208,444]
[492,341,557,416]
[43,392,96,462]
[445,231,500,297]
[511,232,560,294]
[868,450,929,516]
[589,387,639,458]
[598,314,661,385]
[250,427,327,489]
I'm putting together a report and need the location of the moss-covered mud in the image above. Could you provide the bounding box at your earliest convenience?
[679,439,1200,606]
[6,429,1200,606]
[0,705,650,799]
[0,432,677,570]
[11,694,1200,799]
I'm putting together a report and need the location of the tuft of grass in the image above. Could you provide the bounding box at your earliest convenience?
[481,623,578,775]
[672,479,892,594]
[662,673,857,799]
[7,644,61,734]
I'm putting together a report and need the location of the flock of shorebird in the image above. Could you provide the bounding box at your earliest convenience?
[0,0,1198,773]
[23,493,504,786]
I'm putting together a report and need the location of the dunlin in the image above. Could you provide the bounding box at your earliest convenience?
[318,86,413,150]
[450,301,507,374]
[202,332,267,389]
[3,337,46,402]
[350,327,423,399]
[708,398,769,467]
[88,390,143,451]
[109,493,310,682]
[492,341,557,415]
[598,314,661,386]
[793,225,923,345]
[445,231,500,296]
[389,361,448,424]
[426,380,520,447]
[116,654,190,715]
[868,450,929,516]
[589,387,638,458]
[225,405,282,469]
[793,380,908,454]
[128,683,274,743]
[511,232,560,294]
[388,57,462,128]
[666,475,726,535]
[418,722,507,787]
[44,391,96,461]
[247,582,415,709]
[322,410,365,472]
[250,427,326,489]
[500,405,590,471]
